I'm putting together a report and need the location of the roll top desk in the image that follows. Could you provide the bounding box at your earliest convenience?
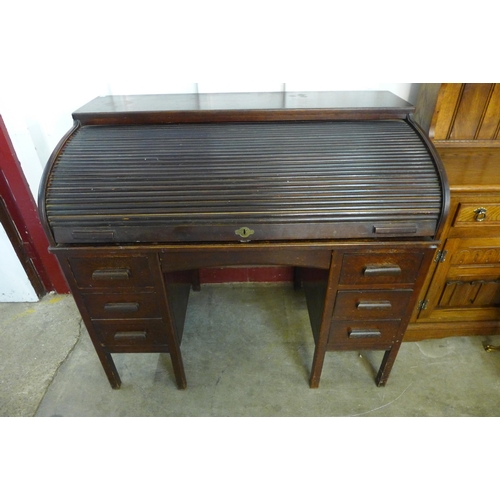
[39,91,449,389]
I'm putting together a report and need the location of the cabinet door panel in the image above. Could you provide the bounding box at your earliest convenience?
[473,281,500,306]
[419,237,500,320]
[439,281,483,307]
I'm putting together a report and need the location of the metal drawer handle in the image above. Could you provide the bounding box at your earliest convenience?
[104,302,140,313]
[474,207,487,221]
[356,300,392,310]
[348,328,382,338]
[71,230,115,242]
[363,264,402,276]
[92,268,131,280]
[113,331,147,341]
[374,224,417,234]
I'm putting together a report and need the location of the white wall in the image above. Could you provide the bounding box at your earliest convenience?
[0,225,38,301]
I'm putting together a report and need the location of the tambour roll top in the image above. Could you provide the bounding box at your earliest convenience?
[39,91,449,245]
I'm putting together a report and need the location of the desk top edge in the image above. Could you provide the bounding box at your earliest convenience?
[73,91,414,125]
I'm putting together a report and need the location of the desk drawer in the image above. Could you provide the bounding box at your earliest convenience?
[328,320,401,350]
[92,319,169,348]
[68,256,154,289]
[454,203,500,226]
[333,290,413,320]
[81,291,161,319]
[339,252,424,286]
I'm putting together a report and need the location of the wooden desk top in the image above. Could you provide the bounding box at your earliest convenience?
[437,147,500,193]
[72,91,414,125]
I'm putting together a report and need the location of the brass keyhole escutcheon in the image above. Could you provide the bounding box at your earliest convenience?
[235,226,255,238]
[474,207,487,222]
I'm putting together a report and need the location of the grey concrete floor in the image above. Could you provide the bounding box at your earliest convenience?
[2,283,500,417]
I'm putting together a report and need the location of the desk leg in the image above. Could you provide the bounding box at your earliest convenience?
[81,324,122,389]
[169,346,187,390]
[92,342,122,389]
[191,269,201,292]
[309,345,326,388]
[306,254,339,389]
[375,343,401,387]
[156,259,189,390]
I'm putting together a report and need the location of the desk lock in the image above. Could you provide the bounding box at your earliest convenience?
[235,226,255,238]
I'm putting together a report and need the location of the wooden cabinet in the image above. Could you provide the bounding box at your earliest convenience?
[406,84,500,341]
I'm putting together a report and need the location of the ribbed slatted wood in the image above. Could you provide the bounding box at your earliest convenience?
[44,120,443,243]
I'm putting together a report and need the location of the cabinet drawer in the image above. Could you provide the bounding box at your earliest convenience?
[67,256,154,289]
[81,291,161,319]
[454,203,500,226]
[339,252,424,286]
[327,320,401,350]
[333,290,413,320]
[92,319,169,348]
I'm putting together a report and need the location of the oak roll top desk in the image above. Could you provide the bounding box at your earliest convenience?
[39,91,449,389]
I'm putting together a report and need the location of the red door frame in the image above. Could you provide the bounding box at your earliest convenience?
[0,115,68,294]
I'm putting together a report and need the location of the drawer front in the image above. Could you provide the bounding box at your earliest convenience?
[67,256,154,289]
[339,252,424,286]
[92,319,168,348]
[81,291,161,319]
[454,203,500,226]
[328,320,401,350]
[333,290,413,320]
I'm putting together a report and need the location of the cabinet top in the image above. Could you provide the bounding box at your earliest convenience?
[437,147,500,193]
[72,91,414,125]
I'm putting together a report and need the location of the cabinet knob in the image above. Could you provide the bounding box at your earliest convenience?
[474,207,487,221]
